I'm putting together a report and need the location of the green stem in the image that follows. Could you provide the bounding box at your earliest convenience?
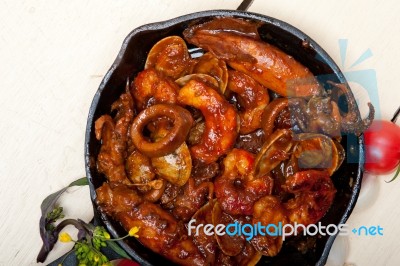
[91,244,106,258]
[106,234,130,241]
[385,164,400,183]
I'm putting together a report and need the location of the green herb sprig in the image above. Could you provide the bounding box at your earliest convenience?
[36,177,138,266]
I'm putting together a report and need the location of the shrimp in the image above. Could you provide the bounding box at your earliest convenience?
[251,196,289,257]
[283,170,336,228]
[178,79,238,164]
[214,149,273,216]
[227,70,269,134]
[132,68,179,110]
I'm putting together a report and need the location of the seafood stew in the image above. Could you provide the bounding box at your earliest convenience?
[85,11,367,266]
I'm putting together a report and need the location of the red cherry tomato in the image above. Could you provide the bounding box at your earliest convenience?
[364,120,400,174]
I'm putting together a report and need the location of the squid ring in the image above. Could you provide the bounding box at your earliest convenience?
[261,98,289,138]
[130,103,193,158]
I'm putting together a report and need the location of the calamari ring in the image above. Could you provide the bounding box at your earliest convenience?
[130,103,193,158]
[261,98,289,138]
[227,70,269,134]
[178,79,238,163]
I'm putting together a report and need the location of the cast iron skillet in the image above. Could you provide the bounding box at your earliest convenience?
[84,10,364,266]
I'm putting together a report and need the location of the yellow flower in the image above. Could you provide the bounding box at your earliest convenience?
[103,231,110,240]
[59,232,72,243]
[128,226,140,238]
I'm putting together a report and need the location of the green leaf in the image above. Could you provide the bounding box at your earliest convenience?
[107,241,131,259]
[385,164,400,183]
[69,177,89,187]
[37,177,89,263]
[40,177,88,216]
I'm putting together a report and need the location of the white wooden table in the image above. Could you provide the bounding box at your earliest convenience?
[1,0,399,265]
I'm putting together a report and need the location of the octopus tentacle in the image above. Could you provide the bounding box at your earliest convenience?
[328,81,375,135]
[95,89,134,184]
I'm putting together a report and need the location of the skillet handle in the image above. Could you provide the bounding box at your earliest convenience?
[237,0,254,11]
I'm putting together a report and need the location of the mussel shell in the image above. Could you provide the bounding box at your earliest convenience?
[151,142,192,186]
[212,201,245,256]
[126,149,156,187]
[293,133,344,176]
[175,73,219,89]
[192,52,229,93]
[190,200,217,264]
[145,36,191,79]
[234,242,263,266]
[253,129,293,178]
